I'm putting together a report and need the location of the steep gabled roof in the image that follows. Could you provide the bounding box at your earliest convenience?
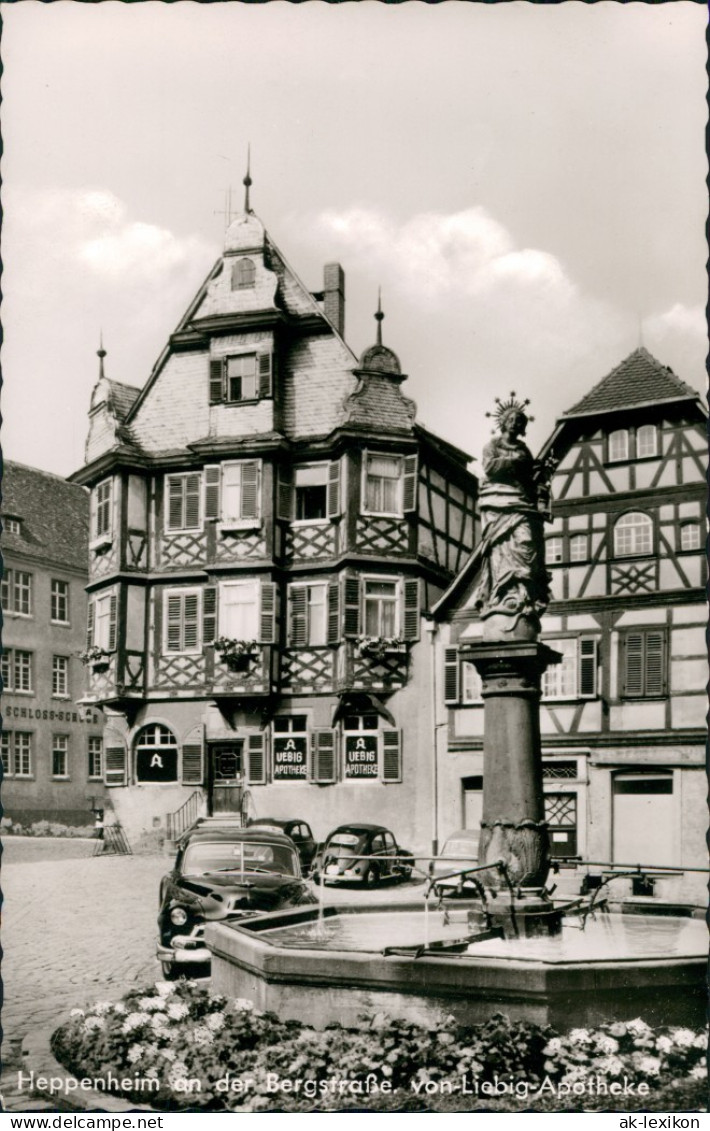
[562,348,701,418]
[2,460,89,574]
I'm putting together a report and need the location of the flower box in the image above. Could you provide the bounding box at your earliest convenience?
[355,637,408,661]
[214,638,260,672]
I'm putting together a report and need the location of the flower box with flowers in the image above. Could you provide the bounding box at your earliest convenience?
[213,638,260,672]
[355,636,408,661]
[79,646,110,672]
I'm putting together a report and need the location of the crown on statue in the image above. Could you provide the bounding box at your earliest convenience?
[485,392,534,428]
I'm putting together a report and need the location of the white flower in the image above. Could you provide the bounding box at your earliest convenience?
[638,1056,661,1076]
[122,1011,150,1033]
[594,1036,619,1055]
[113,1003,127,1015]
[626,1018,651,1037]
[70,1009,85,1019]
[561,1066,588,1085]
[693,1033,708,1050]
[690,1063,707,1079]
[146,1068,160,1080]
[161,1048,177,1062]
[543,1038,562,1055]
[595,1055,624,1077]
[671,1028,697,1049]
[167,1002,190,1021]
[655,1035,673,1055]
[139,996,165,1011]
[155,981,175,997]
[91,1001,113,1016]
[128,1044,145,1063]
[83,1016,105,1032]
[151,1013,169,1032]
[193,1026,215,1047]
[232,998,255,1012]
[568,1029,592,1044]
[206,1012,225,1031]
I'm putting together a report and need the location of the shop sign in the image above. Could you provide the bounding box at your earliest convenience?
[3,702,101,725]
[273,736,308,780]
[136,748,178,782]
[344,735,379,779]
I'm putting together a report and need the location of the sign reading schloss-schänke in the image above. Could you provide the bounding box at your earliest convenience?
[344,735,379,778]
[273,736,308,780]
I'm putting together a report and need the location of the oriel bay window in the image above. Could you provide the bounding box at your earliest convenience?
[217,579,276,645]
[341,575,420,642]
[87,592,117,653]
[364,579,398,637]
[362,451,417,517]
[91,479,113,544]
[166,473,201,532]
[277,461,341,522]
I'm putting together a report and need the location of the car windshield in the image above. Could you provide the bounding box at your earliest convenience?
[182,841,298,877]
[442,839,478,858]
[326,833,364,851]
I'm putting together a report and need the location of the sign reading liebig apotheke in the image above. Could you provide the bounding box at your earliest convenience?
[273,736,308,780]
[345,735,379,779]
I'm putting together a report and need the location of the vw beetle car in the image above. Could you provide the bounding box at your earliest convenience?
[431,829,481,898]
[311,823,414,887]
[157,822,316,977]
[247,817,317,872]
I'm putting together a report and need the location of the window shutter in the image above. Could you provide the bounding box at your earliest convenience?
[288,586,308,647]
[108,594,118,652]
[167,478,183,530]
[183,594,199,650]
[444,648,460,704]
[402,453,418,513]
[209,358,224,405]
[247,733,266,785]
[105,740,127,787]
[257,349,273,399]
[202,587,217,645]
[342,576,361,637]
[327,459,341,518]
[204,466,221,521]
[185,474,201,529]
[86,602,95,650]
[181,725,204,785]
[578,637,598,698]
[277,466,293,521]
[240,461,260,521]
[645,631,666,696]
[402,578,420,641]
[382,730,402,783]
[259,582,276,644]
[166,594,182,652]
[327,582,340,644]
[312,729,336,783]
[623,633,644,697]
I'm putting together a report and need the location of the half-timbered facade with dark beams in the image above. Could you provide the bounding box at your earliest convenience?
[435,349,706,903]
[71,200,478,850]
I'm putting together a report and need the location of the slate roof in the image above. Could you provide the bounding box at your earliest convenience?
[2,460,89,574]
[107,379,141,420]
[344,372,417,433]
[563,348,700,417]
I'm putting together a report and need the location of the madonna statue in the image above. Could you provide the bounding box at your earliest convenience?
[473,394,556,640]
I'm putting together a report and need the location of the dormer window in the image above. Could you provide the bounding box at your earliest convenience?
[227,355,257,402]
[209,350,273,405]
[608,429,629,462]
[5,516,21,535]
[636,424,657,458]
[231,257,256,290]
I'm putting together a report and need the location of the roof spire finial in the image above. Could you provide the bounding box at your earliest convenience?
[243,144,252,213]
[375,287,384,347]
[637,313,644,350]
[97,331,106,380]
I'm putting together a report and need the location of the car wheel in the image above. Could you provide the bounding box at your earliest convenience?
[364,865,380,889]
[161,961,177,980]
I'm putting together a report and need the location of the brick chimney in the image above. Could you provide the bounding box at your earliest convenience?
[323,263,345,337]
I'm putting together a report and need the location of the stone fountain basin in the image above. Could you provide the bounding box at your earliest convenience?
[206,902,707,1030]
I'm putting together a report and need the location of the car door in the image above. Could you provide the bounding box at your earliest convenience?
[370,832,386,877]
[382,831,398,878]
[296,823,316,870]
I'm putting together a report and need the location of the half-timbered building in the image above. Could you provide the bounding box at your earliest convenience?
[435,349,707,902]
[71,201,478,850]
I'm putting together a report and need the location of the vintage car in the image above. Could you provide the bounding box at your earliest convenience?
[157,825,316,977]
[431,829,481,898]
[247,817,318,873]
[311,823,414,887]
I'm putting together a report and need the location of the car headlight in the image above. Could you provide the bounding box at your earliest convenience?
[170,906,189,926]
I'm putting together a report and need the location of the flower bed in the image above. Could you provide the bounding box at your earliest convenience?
[50,982,708,1113]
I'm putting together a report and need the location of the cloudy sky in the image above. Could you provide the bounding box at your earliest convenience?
[2,1,706,477]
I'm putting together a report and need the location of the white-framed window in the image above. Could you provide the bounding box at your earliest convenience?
[363,453,402,515]
[52,735,69,779]
[462,660,483,703]
[220,580,259,641]
[134,724,179,783]
[1,569,33,616]
[221,461,260,525]
[52,655,70,698]
[363,578,398,638]
[546,536,563,564]
[608,429,629,462]
[294,465,328,522]
[226,354,258,402]
[680,522,701,551]
[542,637,598,700]
[614,512,653,557]
[1,732,11,775]
[569,534,588,562]
[13,650,34,693]
[231,257,256,290]
[93,479,113,540]
[164,589,202,654]
[636,424,658,458]
[5,516,21,535]
[288,583,327,647]
[14,732,32,777]
[272,716,309,782]
[92,592,117,652]
[88,736,103,781]
[51,579,70,624]
[166,473,202,532]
